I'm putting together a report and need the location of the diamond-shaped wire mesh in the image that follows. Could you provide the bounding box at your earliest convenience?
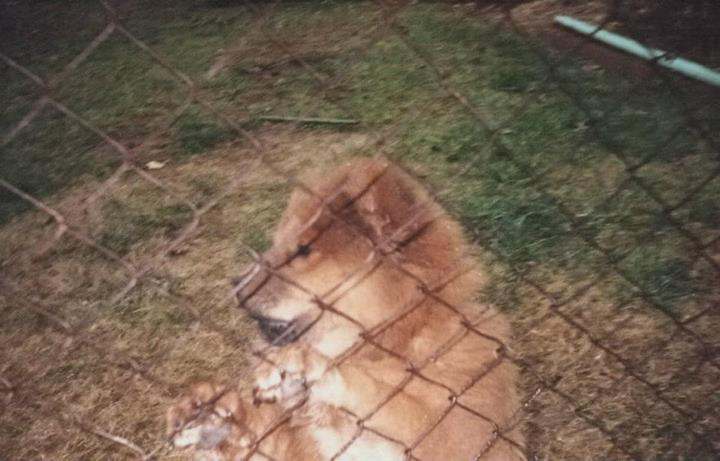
[1,0,718,459]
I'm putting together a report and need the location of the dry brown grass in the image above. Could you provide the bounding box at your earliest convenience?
[511,280,719,459]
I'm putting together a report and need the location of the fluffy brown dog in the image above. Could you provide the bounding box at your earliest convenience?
[167,158,525,460]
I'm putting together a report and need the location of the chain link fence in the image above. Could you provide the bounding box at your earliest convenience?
[1,0,718,459]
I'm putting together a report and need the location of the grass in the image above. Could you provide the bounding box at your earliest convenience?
[0,108,119,222]
[98,198,193,254]
[619,238,700,308]
[172,110,235,158]
[1,0,719,459]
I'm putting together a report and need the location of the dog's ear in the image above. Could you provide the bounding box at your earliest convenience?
[291,160,437,251]
[351,170,437,253]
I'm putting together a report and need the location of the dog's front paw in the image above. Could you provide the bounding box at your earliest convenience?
[166,382,249,457]
[252,354,307,405]
[252,344,330,406]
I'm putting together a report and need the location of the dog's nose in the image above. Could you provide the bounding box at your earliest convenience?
[250,314,297,346]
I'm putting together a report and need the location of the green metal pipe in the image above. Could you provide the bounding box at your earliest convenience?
[554,15,720,88]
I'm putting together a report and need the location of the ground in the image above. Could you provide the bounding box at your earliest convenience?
[1,0,719,459]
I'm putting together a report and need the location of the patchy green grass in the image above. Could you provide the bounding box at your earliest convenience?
[461,184,567,265]
[0,109,118,222]
[620,243,697,308]
[98,197,193,254]
[235,181,290,253]
[357,3,717,313]
[3,0,714,307]
[172,110,234,157]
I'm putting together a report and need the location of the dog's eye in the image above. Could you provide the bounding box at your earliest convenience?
[296,244,312,258]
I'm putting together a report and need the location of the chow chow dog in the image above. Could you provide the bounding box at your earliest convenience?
[167,158,525,460]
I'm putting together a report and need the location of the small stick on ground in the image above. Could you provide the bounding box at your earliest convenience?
[72,418,149,458]
[257,115,360,125]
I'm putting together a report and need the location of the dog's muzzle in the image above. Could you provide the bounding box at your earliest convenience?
[250,314,298,346]
[233,262,302,346]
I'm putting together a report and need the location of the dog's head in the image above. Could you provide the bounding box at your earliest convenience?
[235,158,468,346]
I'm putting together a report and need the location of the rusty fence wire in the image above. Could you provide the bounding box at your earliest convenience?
[1,0,719,459]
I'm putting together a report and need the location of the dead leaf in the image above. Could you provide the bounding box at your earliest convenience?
[145,160,167,170]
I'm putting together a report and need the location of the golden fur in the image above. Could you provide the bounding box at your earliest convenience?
[167,158,524,460]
